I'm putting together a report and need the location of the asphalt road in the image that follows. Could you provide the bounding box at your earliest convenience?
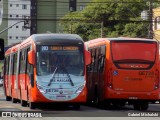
[0,87,160,120]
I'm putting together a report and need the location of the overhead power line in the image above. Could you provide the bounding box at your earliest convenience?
[2,17,152,23]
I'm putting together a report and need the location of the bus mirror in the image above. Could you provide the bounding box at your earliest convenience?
[0,38,4,60]
[28,50,35,65]
[85,50,91,65]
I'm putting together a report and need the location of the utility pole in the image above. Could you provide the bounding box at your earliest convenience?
[101,21,103,37]
[148,0,153,39]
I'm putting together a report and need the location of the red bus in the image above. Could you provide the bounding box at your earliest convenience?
[3,34,91,109]
[85,37,160,110]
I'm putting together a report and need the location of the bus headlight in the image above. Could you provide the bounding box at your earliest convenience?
[75,85,84,94]
[37,84,45,93]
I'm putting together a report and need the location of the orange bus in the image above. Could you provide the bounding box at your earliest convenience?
[3,34,91,109]
[85,37,160,110]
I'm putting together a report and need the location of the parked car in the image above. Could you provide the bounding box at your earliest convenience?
[0,78,3,87]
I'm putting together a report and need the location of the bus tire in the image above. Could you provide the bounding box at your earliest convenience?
[95,96,100,107]
[73,105,80,110]
[12,98,17,103]
[133,103,141,110]
[119,101,126,107]
[29,102,36,109]
[20,90,27,107]
[141,102,148,110]
[21,99,27,107]
[6,96,11,101]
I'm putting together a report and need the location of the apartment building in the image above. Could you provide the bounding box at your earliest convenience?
[0,0,90,46]
[37,0,91,33]
[8,0,31,45]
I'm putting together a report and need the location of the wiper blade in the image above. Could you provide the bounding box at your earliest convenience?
[62,66,74,86]
[48,67,57,86]
[47,66,74,86]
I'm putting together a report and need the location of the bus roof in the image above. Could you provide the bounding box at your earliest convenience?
[31,33,83,42]
[109,37,157,41]
[87,37,157,45]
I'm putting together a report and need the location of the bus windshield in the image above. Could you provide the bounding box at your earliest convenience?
[111,41,157,62]
[37,46,84,76]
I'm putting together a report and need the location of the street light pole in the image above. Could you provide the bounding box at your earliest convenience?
[0,20,27,35]
[101,21,103,37]
[148,0,153,39]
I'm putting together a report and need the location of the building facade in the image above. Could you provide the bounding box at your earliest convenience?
[0,0,90,46]
[37,0,90,34]
[7,0,30,45]
[153,7,160,40]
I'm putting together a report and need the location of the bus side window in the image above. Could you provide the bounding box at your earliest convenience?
[91,49,95,72]
[93,48,98,72]
[87,49,92,72]
[9,54,13,75]
[26,47,34,87]
[13,53,18,75]
[20,49,27,73]
[4,56,9,76]
[98,46,106,73]
[92,49,96,72]
[26,47,30,73]
[7,56,10,75]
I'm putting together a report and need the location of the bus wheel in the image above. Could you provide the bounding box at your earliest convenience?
[133,103,141,110]
[29,102,36,109]
[141,102,148,110]
[21,99,27,107]
[6,96,11,101]
[112,102,118,109]
[20,91,27,107]
[12,98,17,103]
[119,102,126,107]
[95,97,100,107]
[73,105,80,110]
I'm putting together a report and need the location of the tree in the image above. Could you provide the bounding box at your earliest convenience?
[60,0,156,41]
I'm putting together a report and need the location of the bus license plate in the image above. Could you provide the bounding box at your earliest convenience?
[56,95,66,100]
[129,97,138,99]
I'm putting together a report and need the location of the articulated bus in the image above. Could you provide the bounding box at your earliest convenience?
[85,37,160,110]
[3,34,91,109]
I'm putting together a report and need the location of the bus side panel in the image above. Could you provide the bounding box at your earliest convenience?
[9,75,13,97]
[19,74,27,101]
[4,75,10,96]
[12,75,18,99]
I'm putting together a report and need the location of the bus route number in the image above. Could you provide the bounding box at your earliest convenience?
[41,46,48,51]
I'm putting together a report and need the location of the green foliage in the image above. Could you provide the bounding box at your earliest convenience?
[60,0,155,41]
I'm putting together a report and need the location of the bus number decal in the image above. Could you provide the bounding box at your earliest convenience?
[41,46,48,51]
[138,71,154,78]
[45,89,58,93]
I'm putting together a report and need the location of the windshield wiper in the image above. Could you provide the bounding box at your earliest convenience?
[48,67,57,86]
[47,66,74,86]
[61,66,74,86]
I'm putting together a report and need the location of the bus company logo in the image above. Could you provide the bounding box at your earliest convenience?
[113,70,118,76]
[59,90,63,94]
